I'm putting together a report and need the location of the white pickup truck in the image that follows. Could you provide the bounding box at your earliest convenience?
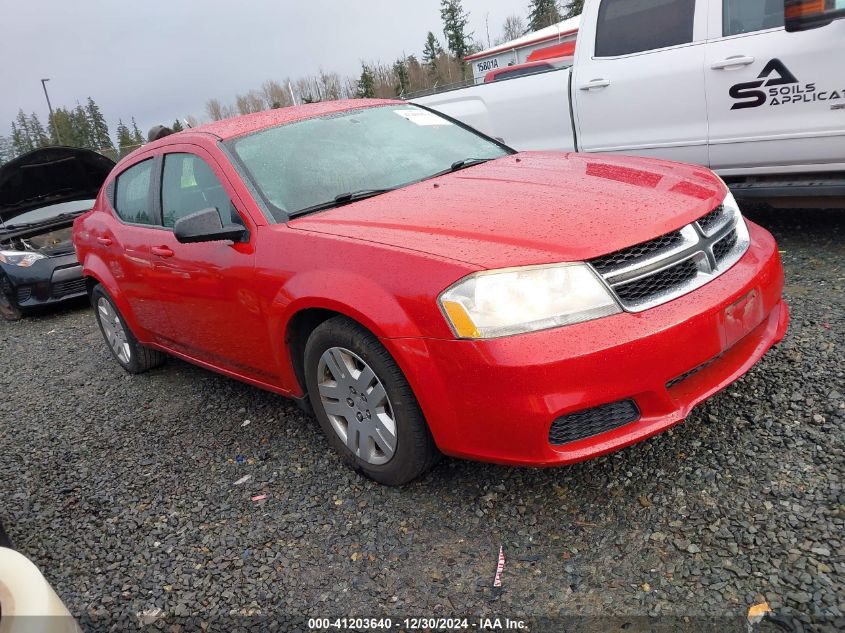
[415,0,845,207]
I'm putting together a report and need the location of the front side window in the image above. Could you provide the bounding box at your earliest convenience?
[723,0,784,36]
[161,153,243,229]
[228,104,510,220]
[595,0,696,57]
[114,159,154,225]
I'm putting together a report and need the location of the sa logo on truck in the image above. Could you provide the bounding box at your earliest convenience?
[730,59,843,110]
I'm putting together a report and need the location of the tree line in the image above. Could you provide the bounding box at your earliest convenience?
[0,96,187,167]
[203,0,583,119]
[1,1,583,165]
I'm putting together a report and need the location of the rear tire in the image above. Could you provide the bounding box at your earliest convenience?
[304,316,439,485]
[91,284,166,374]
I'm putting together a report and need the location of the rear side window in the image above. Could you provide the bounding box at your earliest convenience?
[723,0,784,36]
[595,0,695,57]
[114,159,154,225]
[492,64,554,81]
[161,153,243,229]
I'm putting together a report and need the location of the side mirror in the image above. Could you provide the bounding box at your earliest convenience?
[173,207,247,244]
[785,0,845,32]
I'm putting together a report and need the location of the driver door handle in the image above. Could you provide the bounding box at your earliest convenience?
[152,246,175,258]
[96,237,112,246]
[579,78,611,91]
[711,56,755,70]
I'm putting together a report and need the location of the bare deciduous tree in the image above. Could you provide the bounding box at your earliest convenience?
[499,15,526,44]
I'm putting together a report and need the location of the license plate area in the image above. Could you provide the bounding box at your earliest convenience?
[721,288,764,350]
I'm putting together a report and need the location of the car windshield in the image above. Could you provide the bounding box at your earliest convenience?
[228,104,511,220]
[2,199,95,228]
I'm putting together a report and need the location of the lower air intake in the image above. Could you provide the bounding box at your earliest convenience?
[549,400,641,446]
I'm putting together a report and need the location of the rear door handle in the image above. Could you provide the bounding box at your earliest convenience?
[579,78,611,91]
[151,246,175,258]
[711,56,755,70]
[96,237,112,246]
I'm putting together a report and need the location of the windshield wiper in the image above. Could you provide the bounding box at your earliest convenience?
[450,157,494,172]
[290,188,396,217]
[423,157,495,182]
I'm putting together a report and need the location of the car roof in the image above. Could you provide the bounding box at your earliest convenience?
[184,98,403,142]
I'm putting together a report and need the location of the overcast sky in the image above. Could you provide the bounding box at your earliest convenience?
[1,0,525,139]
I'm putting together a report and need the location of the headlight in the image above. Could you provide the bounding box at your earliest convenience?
[439,263,621,339]
[0,250,46,267]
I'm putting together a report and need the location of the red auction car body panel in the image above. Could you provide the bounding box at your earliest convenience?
[73,99,788,468]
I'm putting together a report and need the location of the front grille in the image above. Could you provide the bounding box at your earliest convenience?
[549,400,640,445]
[589,205,750,312]
[614,258,698,304]
[713,230,738,263]
[591,231,684,274]
[16,286,32,303]
[52,278,86,298]
[696,204,730,234]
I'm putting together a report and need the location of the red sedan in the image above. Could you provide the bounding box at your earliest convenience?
[73,99,788,485]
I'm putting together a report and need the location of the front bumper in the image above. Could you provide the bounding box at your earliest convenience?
[386,220,788,466]
[1,253,86,311]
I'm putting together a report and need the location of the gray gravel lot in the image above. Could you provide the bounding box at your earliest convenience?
[0,207,842,632]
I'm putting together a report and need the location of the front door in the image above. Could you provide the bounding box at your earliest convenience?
[143,147,277,382]
[705,0,845,172]
[572,0,709,166]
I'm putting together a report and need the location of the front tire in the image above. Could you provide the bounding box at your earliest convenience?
[91,284,166,374]
[304,316,439,485]
[0,275,22,321]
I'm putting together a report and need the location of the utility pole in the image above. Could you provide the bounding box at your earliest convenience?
[40,78,61,144]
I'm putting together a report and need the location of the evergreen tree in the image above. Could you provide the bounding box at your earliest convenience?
[393,58,411,96]
[49,108,79,148]
[13,110,33,154]
[85,97,114,151]
[422,31,443,70]
[172,119,184,132]
[527,0,562,31]
[115,119,134,158]
[0,135,13,165]
[29,113,50,147]
[440,0,473,64]
[355,63,376,98]
[130,118,144,146]
[562,0,584,19]
[72,104,95,148]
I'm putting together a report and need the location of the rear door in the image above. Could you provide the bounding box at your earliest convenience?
[705,0,845,173]
[572,0,709,165]
[104,157,158,330]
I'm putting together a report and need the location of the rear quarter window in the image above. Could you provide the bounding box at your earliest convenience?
[114,159,155,225]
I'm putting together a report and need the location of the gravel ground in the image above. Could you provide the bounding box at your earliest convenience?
[0,207,842,632]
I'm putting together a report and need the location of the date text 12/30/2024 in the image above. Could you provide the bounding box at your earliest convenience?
[308,617,527,630]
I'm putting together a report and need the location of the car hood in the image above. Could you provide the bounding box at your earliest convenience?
[289,152,727,269]
[0,146,114,222]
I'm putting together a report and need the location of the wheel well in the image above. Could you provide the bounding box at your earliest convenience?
[286,308,343,394]
[85,276,99,298]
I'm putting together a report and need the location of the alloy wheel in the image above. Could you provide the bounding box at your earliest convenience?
[316,346,397,465]
[97,297,131,365]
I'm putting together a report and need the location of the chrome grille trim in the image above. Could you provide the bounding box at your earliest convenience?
[589,205,750,313]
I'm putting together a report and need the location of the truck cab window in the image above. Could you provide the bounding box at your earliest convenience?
[595,0,695,57]
[723,0,784,36]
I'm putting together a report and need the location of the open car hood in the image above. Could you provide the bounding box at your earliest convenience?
[0,147,114,222]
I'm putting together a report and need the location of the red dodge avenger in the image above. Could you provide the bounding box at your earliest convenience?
[73,99,788,485]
